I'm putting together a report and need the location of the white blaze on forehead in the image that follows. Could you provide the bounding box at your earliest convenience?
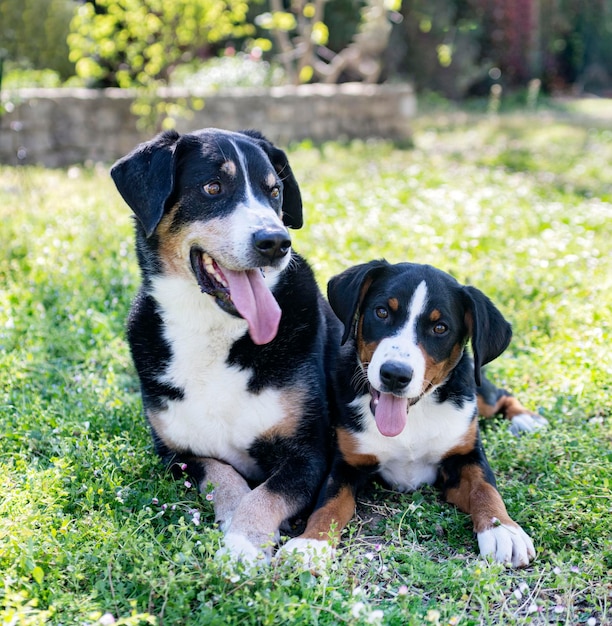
[368,280,429,398]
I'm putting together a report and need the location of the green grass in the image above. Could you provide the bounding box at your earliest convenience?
[1,105,611,625]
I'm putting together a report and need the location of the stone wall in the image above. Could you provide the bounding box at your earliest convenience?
[0,83,415,167]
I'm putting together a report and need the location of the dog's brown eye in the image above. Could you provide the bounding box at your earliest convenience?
[203,181,222,195]
[375,307,388,320]
[270,186,280,199]
[433,322,448,335]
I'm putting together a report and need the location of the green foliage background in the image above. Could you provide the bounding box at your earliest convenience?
[67,0,254,88]
[0,0,75,79]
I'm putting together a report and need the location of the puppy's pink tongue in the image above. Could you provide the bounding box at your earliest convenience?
[223,268,281,345]
[375,393,408,437]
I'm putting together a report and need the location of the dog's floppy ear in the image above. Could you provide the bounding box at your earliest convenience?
[328,260,389,344]
[110,130,180,238]
[240,130,303,229]
[462,285,512,386]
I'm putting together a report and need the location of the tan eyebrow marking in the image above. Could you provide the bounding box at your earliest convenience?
[430,309,441,322]
[221,160,237,177]
[266,172,277,188]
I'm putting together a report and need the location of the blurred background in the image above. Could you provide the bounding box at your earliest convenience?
[1,0,611,99]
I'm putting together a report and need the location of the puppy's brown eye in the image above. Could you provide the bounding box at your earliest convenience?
[375,307,388,319]
[270,186,280,199]
[433,323,448,335]
[203,181,222,195]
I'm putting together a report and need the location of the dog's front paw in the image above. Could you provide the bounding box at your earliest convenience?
[509,412,548,436]
[216,532,270,567]
[277,538,334,571]
[477,522,535,567]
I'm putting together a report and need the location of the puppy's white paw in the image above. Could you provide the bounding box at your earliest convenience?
[216,532,269,568]
[477,523,535,567]
[277,538,334,571]
[509,412,548,436]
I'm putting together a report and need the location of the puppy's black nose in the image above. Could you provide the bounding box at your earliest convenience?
[253,229,292,261]
[379,361,413,393]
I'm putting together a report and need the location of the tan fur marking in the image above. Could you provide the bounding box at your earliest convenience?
[443,418,478,458]
[420,342,464,391]
[228,485,295,547]
[263,386,307,439]
[388,297,399,312]
[337,427,379,468]
[147,409,177,451]
[445,464,513,533]
[298,485,356,545]
[200,458,251,527]
[358,338,378,368]
[429,309,442,322]
[221,160,237,177]
[266,171,277,188]
[156,203,185,275]
[477,394,538,421]
[157,216,230,277]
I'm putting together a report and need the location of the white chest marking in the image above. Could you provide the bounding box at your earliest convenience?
[149,274,285,478]
[350,392,476,491]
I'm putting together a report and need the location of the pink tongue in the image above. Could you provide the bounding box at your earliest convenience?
[375,393,408,437]
[223,268,281,345]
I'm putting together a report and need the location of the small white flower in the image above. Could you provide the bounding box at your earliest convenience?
[366,609,384,624]
[351,602,365,618]
[99,614,116,625]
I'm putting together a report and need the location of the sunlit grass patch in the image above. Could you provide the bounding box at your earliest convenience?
[1,108,611,624]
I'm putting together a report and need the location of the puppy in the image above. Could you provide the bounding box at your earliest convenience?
[111,128,340,564]
[285,260,536,567]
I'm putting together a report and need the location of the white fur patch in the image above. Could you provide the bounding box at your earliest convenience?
[509,413,548,436]
[149,273,287,479]
[368,281,428,398]
[217,532,268,566]
[350,392,476,491]
[477,523,535,567]
[277,538,334,571]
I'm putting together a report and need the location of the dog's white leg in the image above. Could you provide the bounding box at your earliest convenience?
[199,458,251,532]
[477,521,535,567]
[508,412,548,436]
[216,485,293,566]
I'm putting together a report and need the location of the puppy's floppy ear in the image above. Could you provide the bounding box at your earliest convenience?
[240,130,303,229]
[110,130,180,238]
[462,285,512,386]
[328,260,389,345]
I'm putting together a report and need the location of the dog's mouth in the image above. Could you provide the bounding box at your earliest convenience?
[369,387,419,438]
[189,248,281,345]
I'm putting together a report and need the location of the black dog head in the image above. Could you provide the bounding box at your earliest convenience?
[328,260,512,387]
[110,128,303,238]
[111,128,303,345]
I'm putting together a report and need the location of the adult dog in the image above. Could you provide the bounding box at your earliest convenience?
[112,129,541,567]
[284,261,538,567]
[111,128,341,564]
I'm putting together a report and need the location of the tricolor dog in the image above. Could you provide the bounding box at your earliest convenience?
[111,128,341,564]
[111,129,541,567]
[285,260,538,567]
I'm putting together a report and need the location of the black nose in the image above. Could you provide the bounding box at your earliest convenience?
[253,229,291,261]
[379,361,413,393]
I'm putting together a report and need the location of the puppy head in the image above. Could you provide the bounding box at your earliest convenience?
[328,261,512,436]
[111,128,303,345]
